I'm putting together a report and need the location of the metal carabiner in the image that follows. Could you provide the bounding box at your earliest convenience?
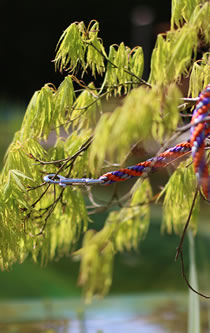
[43,174,69,187]
[43,174,105,186]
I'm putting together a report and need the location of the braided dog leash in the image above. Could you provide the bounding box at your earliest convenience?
[190,84,210,200]
[44,84,210,200]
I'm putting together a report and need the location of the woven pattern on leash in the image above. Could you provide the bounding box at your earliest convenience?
[99,142,192,184]
[190,84,210,200]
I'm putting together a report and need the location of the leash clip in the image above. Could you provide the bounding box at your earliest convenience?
[44,174,105,186]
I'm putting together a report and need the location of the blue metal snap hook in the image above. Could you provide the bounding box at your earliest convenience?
[43,174,105,186]
[43,174,65,184]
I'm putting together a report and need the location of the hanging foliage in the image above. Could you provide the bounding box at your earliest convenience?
[0,0,209,300]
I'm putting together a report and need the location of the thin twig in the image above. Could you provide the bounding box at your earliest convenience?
[27,182,46,191]
[31,184,51,208]
[175,188,199,261]
[179,113,192,118]
[180,249,210,299]
[35,186,65,236]
[181,97,199,103]
[176,116,210,133]
[53,136,93,176]
[174,187,210,298]
[29,155,70,166]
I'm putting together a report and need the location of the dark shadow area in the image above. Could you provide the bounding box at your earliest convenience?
[0,0,170,102]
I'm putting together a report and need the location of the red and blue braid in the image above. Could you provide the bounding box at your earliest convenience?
[99,141,192,184]
[100,84,210,201]
[190,84,210,200]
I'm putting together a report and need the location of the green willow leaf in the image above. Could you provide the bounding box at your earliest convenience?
[171,0,205,28]
[71,83,101,130]
[114,179,152,251]
[75,229,115,302]
[130,47,144,79]
[160,160,200,235]
[188,53,210,97]
[86,21,106,77]
[103,44,144,96]
[20,84,55,140]
[54,21,86,72]
[54,75,75,134]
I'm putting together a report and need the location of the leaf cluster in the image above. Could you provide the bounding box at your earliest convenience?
[150,2,209,84]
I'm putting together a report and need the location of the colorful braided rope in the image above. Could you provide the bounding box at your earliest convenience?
[99,142,192,184]
[190,84,210,200]
[100,84,210,200]
[44,85,210,200]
